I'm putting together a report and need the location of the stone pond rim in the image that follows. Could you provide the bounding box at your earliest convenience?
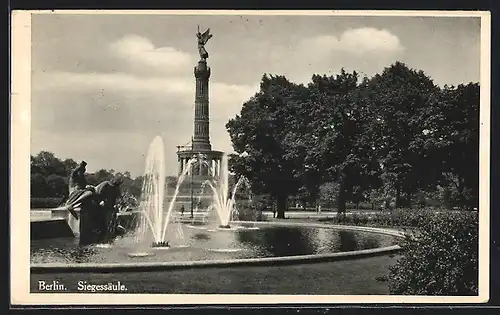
[30,222,405,274]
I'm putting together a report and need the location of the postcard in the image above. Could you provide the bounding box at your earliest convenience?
[10,9,491,306]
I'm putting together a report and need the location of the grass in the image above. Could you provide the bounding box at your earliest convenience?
[31,255,399,294]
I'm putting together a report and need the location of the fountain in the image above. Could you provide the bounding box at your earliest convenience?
[134,136,197,251]
[205,154,252,229]
[30,143,401,267]
[185,179,212,229]
[173,153,251,230]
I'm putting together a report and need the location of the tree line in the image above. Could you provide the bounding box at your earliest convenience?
[31,151,199,197]
[30,151,243,209]
[31,151,149,209]
[226,62,479,218]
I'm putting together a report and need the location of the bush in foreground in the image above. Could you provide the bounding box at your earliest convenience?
[389,211,478,295]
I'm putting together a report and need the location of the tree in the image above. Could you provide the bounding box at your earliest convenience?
[29,151,146,202]
[427,83,479,209]
[165,176,178,190]
[31,151,67,177]
[318,182,339,208]
[226,74,309,218]
[46,174,68,197]
[86,169,114,185]
[30,173,50,198]
[305,70,381,214]
[365,62,441,208]
[31,151,74,197]
[129,175,144,197]
[113,171,139,198]
[62,158,78,174]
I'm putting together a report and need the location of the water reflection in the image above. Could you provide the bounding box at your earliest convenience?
[237,227,316,256]
[357,233,382,249]
[337,230,359,252]
[31,226,394,264]
[238,228,384,255]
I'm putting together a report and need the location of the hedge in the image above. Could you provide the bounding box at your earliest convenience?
[389,211,478,295]
[322,208,476,229]
[318,209,479,295]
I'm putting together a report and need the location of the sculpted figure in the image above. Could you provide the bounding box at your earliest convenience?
[65,161,101,245]
[64,162,125,245]
[94,177,126,242]
[196,26,213,61]
[66,161,95,212]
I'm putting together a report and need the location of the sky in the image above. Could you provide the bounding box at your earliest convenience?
[30,13,481,177]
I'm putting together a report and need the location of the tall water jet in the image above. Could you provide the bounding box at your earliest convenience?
[137,136,166,247]
[206,154,251,228]
[159,156,197,241]
[136,136,197,248]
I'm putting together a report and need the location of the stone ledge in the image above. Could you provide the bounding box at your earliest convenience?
[31,218,75,240]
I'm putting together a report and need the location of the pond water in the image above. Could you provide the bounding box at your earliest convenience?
[30,223,397,265]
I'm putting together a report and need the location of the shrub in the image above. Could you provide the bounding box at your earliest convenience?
[117,192,139,211]
[236,205,265,222]
[389,212,478,295]
[337,212,370,225]
[330,208,471,230]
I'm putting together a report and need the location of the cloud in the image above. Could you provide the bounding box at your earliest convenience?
[32,72,258,143]
[301,27,405,55]
[33,70,256,112]
[108,34,195,76]
[221,27,406,85]
[33,71,193,95]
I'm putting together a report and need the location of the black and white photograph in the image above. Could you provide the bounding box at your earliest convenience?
[10,10,490,305]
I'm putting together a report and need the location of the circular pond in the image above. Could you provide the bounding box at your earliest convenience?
[31,222,400,268]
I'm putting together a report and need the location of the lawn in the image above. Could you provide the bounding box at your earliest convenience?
[31,254,399,294]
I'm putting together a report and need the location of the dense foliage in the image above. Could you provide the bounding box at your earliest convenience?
[389,211,478,295]
[226,62,479,217]
[317,209,478,295]
[318,208,471,228]
[30,151,144,208]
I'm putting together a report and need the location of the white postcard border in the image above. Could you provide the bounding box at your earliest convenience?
[10,9,491,305]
